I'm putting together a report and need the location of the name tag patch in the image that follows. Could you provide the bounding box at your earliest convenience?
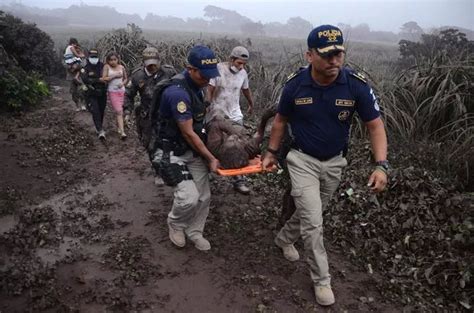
[335,99,355,107]
[295,97,313,105]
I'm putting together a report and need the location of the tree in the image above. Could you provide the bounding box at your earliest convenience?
[400,21,424,41]
[240,22,265,36]
[286,17,312,37]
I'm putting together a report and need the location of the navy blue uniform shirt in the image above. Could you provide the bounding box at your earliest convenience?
[278,66,380,160]
[160,71,204,123]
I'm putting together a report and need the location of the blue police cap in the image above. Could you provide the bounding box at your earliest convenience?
[307,25,345,55]
[187,45,220,79]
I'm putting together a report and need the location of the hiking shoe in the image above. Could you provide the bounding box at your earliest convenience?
[98,130,106,140]
[274,238,300,261]
[169,226,185,247]
[80,105,87,111]
[234,183,251,195]
[191,236,211,251]
[120,132,127,140]
[314,285,335,306]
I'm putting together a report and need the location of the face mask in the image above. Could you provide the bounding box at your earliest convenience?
[229,65,240,74]
[88,57,99,65]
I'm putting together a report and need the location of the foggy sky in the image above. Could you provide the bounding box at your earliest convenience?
[3,0,473,32]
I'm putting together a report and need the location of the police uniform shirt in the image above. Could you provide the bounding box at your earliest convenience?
[159,71,203,123]
[278,66,380,160]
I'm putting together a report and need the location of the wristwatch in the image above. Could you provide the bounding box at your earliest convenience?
[267,147,279,155]
[375,160,389,173]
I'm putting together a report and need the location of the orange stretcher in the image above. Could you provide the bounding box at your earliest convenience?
[216,156,277,176]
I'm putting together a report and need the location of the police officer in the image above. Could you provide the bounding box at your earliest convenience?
[262,25,388,306]
[150,45,220,251]
[80,48,108,139]
[125,47,176,150]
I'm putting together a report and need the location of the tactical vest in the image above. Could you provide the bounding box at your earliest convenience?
[128,65,176,114]
[149,73,207,156]
[81,62,106,96]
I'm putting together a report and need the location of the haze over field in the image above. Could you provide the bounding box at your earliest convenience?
[1,0,473,32]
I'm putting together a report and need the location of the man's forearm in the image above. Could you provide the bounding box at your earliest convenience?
[267,114,287,150]
[242,89,254,107]
[366,118,387,161]
[182,132,216,162]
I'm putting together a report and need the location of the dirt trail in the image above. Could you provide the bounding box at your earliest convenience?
[0,79,401,312]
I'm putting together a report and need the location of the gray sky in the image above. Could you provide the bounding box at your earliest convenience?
[5,0,474,31]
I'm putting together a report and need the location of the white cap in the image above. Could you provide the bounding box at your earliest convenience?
[230,46,249,61]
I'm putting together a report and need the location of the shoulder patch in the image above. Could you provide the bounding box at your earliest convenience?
[349,71,367,84]
[176,101,187,113]
[285,66,307,83]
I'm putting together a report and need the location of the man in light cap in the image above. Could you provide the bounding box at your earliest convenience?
[262,25,388,306]
[125,46,176,153]
[206,45,255,194]
[149,45,221,251]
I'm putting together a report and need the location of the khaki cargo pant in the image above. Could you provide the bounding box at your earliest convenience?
[158,149,211,241]
[275,149,347,286]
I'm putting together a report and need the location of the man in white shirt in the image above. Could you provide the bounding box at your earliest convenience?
[207,46,255,194]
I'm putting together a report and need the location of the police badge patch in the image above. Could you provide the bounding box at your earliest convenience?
[338,110,350,121]
[177,101,187,113]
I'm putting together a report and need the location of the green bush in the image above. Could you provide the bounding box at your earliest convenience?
[0,67,50,110]
[0,11,60,75]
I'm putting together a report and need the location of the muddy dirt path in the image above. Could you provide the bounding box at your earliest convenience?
[0,79,401,312]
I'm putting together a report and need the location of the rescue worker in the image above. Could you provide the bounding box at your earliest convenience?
[124,47,176,150]
[206,46,255,194]
[262,25,389,306]
[150,45,220,251]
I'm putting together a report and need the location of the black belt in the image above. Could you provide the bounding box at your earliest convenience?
[291,143,341,161]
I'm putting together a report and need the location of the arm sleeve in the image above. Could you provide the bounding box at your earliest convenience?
[242,73,249,89]
[209,77,217,87]
[162,86,193,122]
[124,78,138,114]
[277,84,294,117]
[355,83,381,122]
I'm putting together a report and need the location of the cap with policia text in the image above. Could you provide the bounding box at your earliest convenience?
[187,45,220,79]
[307,24,345,56]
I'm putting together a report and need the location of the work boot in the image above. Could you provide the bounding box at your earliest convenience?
[190,236,211,251]
[169,226,185,247]
[314,285,335,306]
[234,182,250,195]
[274,238,300,261]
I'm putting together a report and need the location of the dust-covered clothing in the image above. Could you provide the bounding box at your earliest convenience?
[125,65,176,149]
[154,149,211,240]
[69,79,84,108]
[209,62,249,122]
[275,149,347,286]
